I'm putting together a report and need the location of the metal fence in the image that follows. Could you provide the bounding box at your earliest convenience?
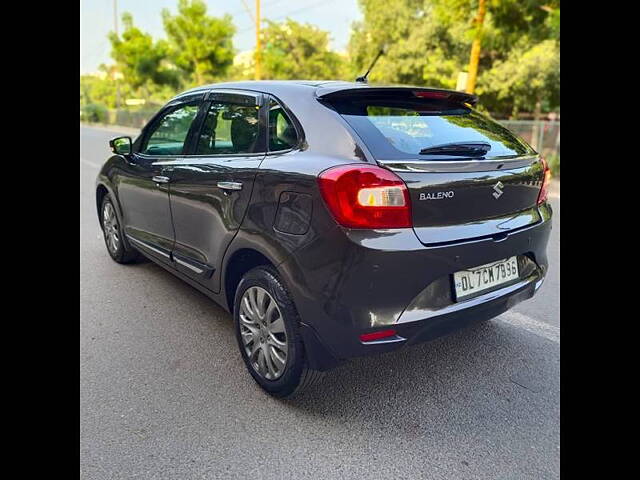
[500,120,560,159]
[95,111,560,159]
[107,109,158,129]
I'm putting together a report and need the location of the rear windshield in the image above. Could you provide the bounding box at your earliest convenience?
[324,96,534,160]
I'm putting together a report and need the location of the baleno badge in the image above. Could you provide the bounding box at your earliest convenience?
[420,191,454,200]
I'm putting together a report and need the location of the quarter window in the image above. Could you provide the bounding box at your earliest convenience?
[141,103,199,156]
[268,100,298,151]
[195,101,260,155]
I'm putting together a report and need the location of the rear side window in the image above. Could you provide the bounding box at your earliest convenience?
[268,99,298,151]
[195,101,260,155]
[325,95,534,160]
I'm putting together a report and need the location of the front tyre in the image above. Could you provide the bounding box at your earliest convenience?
[100,194,139,264]
[233,266,322,398]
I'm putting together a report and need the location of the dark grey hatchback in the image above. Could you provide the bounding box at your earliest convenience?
[96,80,552,397]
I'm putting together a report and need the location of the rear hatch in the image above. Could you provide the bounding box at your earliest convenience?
[318,87,545,245]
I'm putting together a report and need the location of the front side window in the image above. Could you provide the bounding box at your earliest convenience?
[195,101,260,155]
[142,103,199,156]
[268,100,298,151]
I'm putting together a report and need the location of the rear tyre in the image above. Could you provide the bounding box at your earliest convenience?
[100,194,139,264]
[233,266,322,398]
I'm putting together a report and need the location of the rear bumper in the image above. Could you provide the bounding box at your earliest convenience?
[377,272,542,350]
[280,203,552,370]
[299,271,543,371]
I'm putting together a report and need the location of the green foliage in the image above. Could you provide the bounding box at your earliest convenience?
[162,0,235,86]
[82,0,560,122]
[349,0,560,116]
[81,74,117,108]
[81,103,108,123]
[109,13,179,93]
[80,71,173,111]
[547,153,560,177]
[348,0,457,86]
[260,19,347,80]
[478,38,559,117]
[546,7,560,39]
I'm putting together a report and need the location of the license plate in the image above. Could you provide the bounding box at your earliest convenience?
[453,256,519,301]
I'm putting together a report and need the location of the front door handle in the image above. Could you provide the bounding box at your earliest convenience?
[217,181,243,191]
[152,175,170,184]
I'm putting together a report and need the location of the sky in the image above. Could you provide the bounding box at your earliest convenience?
[80,0,362,74]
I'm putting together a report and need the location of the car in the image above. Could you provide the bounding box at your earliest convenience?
[96,80,552,397]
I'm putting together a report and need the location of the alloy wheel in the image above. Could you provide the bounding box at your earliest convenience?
[239,286,288,380]
[102,202,120,254]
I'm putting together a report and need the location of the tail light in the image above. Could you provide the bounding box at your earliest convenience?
[318,165,412,229]
[537,157,551,205]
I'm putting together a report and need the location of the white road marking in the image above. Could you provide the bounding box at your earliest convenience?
[81,158,100,169]
[497,311,560,343]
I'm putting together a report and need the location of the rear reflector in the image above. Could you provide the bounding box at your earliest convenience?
[318,165,411,229]
[537,157,551,205]
[359,329,397,342]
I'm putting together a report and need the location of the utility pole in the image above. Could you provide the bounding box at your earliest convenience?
[465,0,486,94]
[114,0,121,109]
[255,0,261,80]
[241,0,262,80]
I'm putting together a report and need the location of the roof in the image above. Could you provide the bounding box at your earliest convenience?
[176,80,478,105]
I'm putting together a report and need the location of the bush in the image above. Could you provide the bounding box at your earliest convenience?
[547,153,560,178]
[80,103,108,123]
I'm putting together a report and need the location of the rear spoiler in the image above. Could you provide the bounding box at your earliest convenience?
[315,86,479,107]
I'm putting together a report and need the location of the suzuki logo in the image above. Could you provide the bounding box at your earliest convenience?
[492,181,504,199]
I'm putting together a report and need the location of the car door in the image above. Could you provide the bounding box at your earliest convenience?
[158,90,267,292]
[115,93,203,261]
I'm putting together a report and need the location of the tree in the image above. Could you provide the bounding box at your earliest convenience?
[478,39,559,117]
[81,73,116,109]
[162,0,235,86]
[475,1,560,117]
[108,13,179,96]
[348,0,560,116]
[349,0,445,86]
[260,19,346,80]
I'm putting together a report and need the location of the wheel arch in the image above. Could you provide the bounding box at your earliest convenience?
[96,183,109,223]
[95,180,133,251]
[223,247,277,314]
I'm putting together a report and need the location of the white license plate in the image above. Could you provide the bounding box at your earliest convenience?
[453,256,519,301]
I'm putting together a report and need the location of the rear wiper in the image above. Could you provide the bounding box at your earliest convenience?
[419,141,491,157]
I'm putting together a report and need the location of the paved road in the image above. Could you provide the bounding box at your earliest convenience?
[80,126,559,480]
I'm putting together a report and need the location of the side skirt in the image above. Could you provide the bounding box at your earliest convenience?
[134,246,231,315]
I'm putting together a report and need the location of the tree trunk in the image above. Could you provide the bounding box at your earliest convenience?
[466,0,487,94]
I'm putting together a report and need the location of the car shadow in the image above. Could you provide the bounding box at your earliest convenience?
[283,320,558,429]
[135,258,558,431]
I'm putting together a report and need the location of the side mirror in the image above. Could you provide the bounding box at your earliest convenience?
[109,136,132,155]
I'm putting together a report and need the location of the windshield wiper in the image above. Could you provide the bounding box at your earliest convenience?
[419,141,491,157]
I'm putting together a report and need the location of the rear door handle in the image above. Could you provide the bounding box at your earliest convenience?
[217,181,243,191]
[152,176,170,184]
